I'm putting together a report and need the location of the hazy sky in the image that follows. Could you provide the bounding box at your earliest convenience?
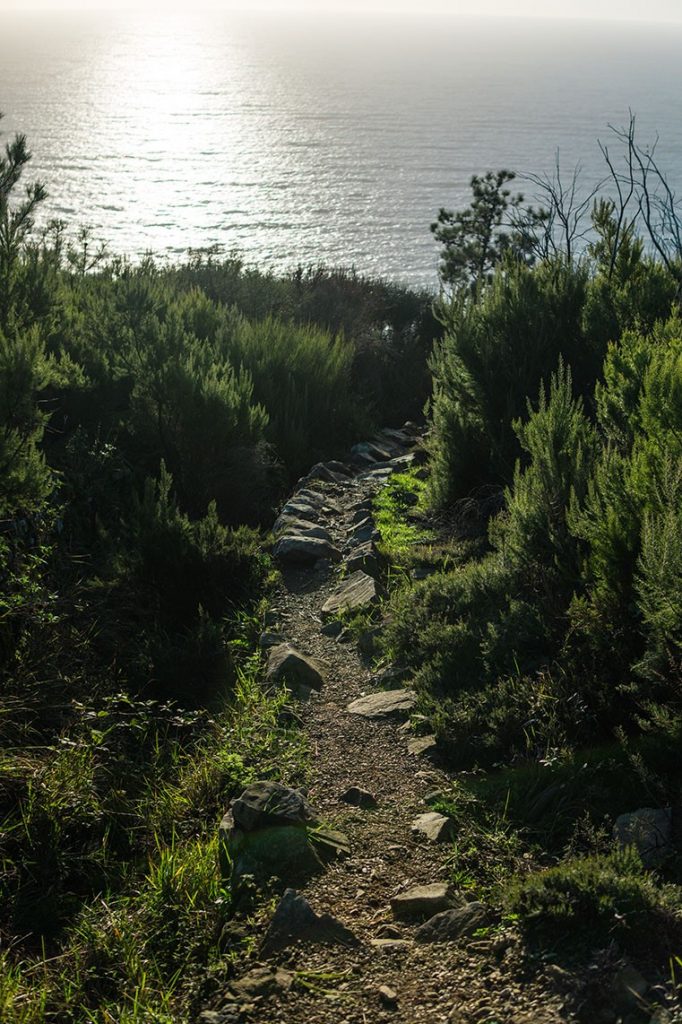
[1,0,682,21]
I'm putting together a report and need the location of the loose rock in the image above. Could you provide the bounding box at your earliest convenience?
[231,781,318,832]
[378,984,399,1007]
[391,882,451,919]
[322,570,378,617]
[262,888,358,953]
[407,735,438,757]
[230,966,293,1000]
[265,644,326,697]
[414,902,490,943]
[411,811,454,843]
[273,534,341,565]
[340,786,377,808]
[613,807,672,867]
[347,689,417,720]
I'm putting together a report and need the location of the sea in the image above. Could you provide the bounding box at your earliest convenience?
[1,9,681,290]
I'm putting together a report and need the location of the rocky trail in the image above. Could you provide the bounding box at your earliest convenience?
[201,429,577,1024]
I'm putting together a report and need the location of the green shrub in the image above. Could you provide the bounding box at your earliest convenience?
[428,258,590,505]
[505,847,682,953]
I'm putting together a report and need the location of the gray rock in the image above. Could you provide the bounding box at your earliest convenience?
[320,619,343,637]
[231,781,318,832]
[222,821,325,885]
[613,963,648,1008]
[407,735,438,757]
[259,631,285,648]
[370,938,413,952]
[347,689,417,720]
[345,542,381,580]
[411,811,454,843]
[340,786,377,808]
[262,888,358,953]
[306,462,351,484]
[197,1011,240,1024]
[230,966,293,1000]
[391,882,451,919]
[273,516,332,541]
[378,985,399,1007]
[273,534,341,565]
[613,807,673,867]
[349,518,381,545]
[414,902,489,942]
[279,501,321,522]
[322,570,378,617]
[265,644,326,696]
[295,488,337,509]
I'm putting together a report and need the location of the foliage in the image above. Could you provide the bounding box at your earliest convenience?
[431,170,547,291]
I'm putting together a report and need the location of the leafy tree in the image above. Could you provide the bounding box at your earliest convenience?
[431,170,547,291]
[0,113,47,329]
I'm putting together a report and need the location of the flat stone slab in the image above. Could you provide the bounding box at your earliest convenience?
[407,735,438,757]
[414,902,490,943]
[273,534,341,565]
[266,644,326,696]
[370,938,413,952]
[322,570,378,617]
[391,882,451,919]
[411,811,454,843]
[347,689,417,720]
[273,516,332,541]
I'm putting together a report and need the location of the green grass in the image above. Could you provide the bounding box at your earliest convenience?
[0,653,308,1023]
[372,470,435,563]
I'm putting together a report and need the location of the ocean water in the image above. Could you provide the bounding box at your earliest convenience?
[1,10,681,289]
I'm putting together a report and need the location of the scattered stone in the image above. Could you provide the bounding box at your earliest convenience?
[407,735,438,757]
[198,1010,240,1024]
[347,689,417,720]
[414,902,489,942]
[230,966,293,1000]
[411,811,454,843]
[378,984,399,1007]
[265,644,326,697]
[279,500,321,522]
[273,534,341,565]
[349,518,381,545]
[375,923,402,938]
[340,786,377,808]
[373,665,410,688]
[613,807,672,867]
[295,487,338,509]
[306,462,351,484]
[262,888,358,953]
[391,882,451,919]
[345,542,381,579]
[614,964,648,1007]
[259,631,285,648]
[310,826,352,861]
[322,570,378,617]
[320,619,343,637]
[231,781,318,832]
[423,789,448,806]
[273,516,332,541]
[370,938,413,952]
[223,821,324,885]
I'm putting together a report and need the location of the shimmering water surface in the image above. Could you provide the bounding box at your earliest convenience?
[1,11,681,288]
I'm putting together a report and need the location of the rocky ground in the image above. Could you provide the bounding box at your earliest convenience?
[199,430,656,1024]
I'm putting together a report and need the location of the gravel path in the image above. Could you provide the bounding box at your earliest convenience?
[206,446,576,1024]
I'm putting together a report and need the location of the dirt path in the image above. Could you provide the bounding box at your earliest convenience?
[209,443,573,1024]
